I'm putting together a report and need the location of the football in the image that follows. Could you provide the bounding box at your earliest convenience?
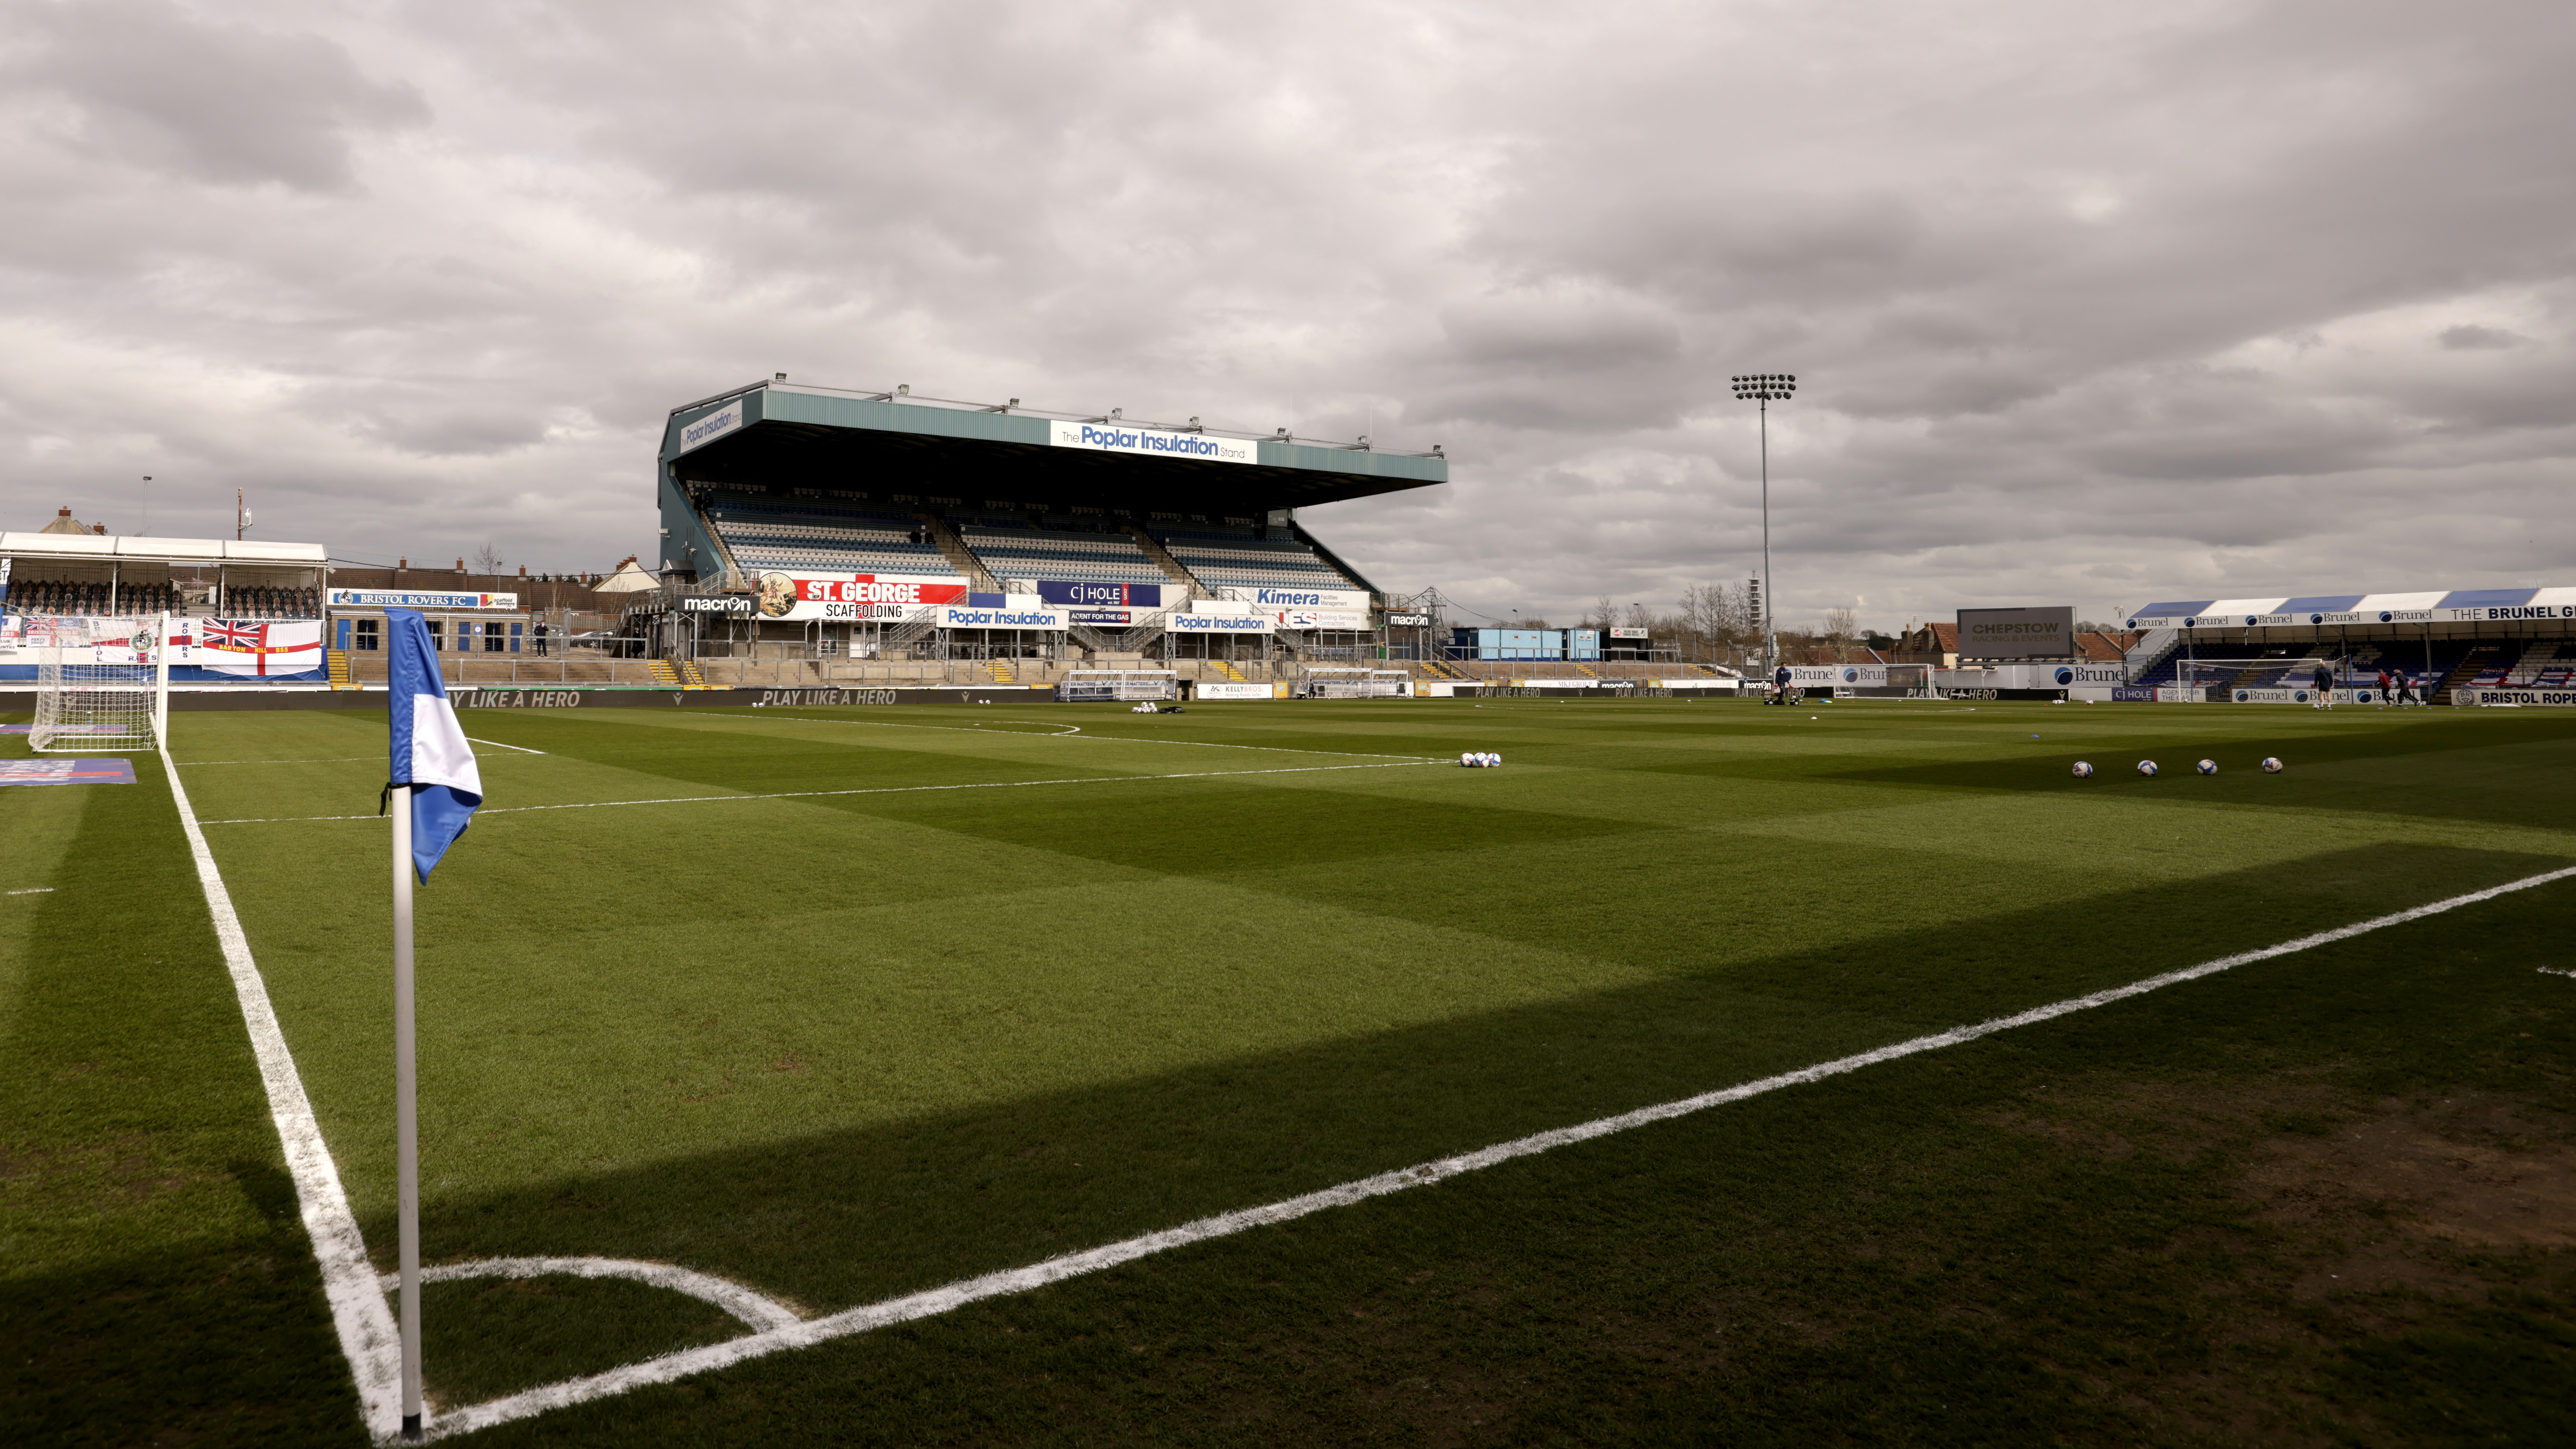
[2261,756,2284,773]
[2137,760,2159,777]
[2071,761,2093,778]
[2196,759,2218,775]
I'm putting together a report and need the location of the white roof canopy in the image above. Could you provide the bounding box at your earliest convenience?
[0,532,328,564]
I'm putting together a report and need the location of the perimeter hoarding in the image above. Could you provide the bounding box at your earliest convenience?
[753,572,968,621]
[1957,606,2074,659]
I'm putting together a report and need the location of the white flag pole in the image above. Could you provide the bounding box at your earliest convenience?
[154,611,170,743]
[392,785,424,1440]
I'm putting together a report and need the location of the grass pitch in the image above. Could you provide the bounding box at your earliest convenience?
[6,696,2574,1445]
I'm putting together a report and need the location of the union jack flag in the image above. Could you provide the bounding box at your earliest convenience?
[203,619,266,651]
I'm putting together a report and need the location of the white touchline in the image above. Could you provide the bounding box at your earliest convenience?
[5,887,56,895]
[2542,966,2575,979]
[414,860,2576,1442]
[161,747,408,1442]
[194,759,1440,824]
[464,737,547,754]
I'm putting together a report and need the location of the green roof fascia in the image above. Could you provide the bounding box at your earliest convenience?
[665,384,1447,487]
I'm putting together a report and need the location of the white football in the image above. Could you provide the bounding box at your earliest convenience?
[2196,759,2218,775]
[2071,761,2093,778]
[1489,754,1503,767]
[2261,756,2284,773]
[2137,760,2159,777]
[1459,753,1474,766]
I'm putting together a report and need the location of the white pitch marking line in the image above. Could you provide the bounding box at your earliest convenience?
[377,1258,799,1334]
[5,886,56,895]
[464,737,547,755]
[679,710,1437,762]
[2541,966,2575,979]
[161,747,406,1441]
[195,759,1440,824]
[420,861,2576,1443]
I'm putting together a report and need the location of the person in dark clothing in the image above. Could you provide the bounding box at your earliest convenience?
[1772,664,1792,705]
[532,621,550,656]
[2311,662,2334,710]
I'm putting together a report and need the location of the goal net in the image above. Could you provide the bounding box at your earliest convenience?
[1056,670,1179,702]
[1299,668,1411,699]
[32,614,168,752]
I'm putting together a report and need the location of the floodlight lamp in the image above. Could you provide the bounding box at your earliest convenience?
[1189,415,1201,428]
[896,384,910,396]
[1008,397,1020,408]
[1111,408,1122,419]
[1358,434,1371,449]
[774,372,786,382]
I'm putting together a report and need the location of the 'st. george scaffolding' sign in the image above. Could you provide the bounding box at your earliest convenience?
[1956,606,2073,659]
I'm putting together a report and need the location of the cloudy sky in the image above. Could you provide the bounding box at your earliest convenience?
[5,0,2570,631]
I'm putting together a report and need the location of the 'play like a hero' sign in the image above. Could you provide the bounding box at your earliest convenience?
[1049,420,1255,464]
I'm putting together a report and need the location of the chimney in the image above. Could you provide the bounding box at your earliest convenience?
[58,506,71,518]
[93,523,106,534]
[456,558,465,573]
[518,565,527,578]
[398,558,407,571]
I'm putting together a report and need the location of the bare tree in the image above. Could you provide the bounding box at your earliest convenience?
[472,542,506,575]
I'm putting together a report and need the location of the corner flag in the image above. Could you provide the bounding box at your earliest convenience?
[386,610,481,881]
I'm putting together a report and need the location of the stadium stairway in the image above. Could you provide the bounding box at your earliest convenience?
[678,659,709,688]
[915,516,1003,590]
[985,658,1016,683]
[1123,525,1216,598]
[327,649,355,690]
[2437,643,2510,704]
[650,658,680,686]
[1208,658,1247,682]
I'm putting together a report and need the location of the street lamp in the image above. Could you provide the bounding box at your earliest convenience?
[1731,373,1796,668]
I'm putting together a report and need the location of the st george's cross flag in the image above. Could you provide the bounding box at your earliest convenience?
[386,609,482,881]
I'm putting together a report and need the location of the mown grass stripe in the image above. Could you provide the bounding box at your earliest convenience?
[419,860,2576,1442]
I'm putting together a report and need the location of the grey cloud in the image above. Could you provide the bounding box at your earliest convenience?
[3,0,2574,632]
[4,0,427,191]
[2438,324,2530,350]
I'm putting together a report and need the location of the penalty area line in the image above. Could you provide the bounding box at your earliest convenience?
[160,751,406,1440]
[419,860,2576,1441]
[196,759,1441,824]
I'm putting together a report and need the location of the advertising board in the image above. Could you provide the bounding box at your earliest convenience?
[1224,585,1370,612]
[1036,581,1164,608]
[327,588,520,610]
[752,572,969,621]
[680,596,754,614]
[675,401,743,454]
[1168,612,1274,635]
[1048,419,1256,465]
[1269,610,1370,630]
[2455,688,2576,707]
[1957,606,2073,659]
[1385,613,1432,627]
[935,604,1066,631]
[1608,627,1650,641]
[1194,682,1277,701]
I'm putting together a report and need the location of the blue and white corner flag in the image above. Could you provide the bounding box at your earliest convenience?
[387,609,482,882]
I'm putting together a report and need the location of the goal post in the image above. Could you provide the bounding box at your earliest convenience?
[1055,670,1179,702]
[31,613,169,753]
[1299,667,1412,699]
